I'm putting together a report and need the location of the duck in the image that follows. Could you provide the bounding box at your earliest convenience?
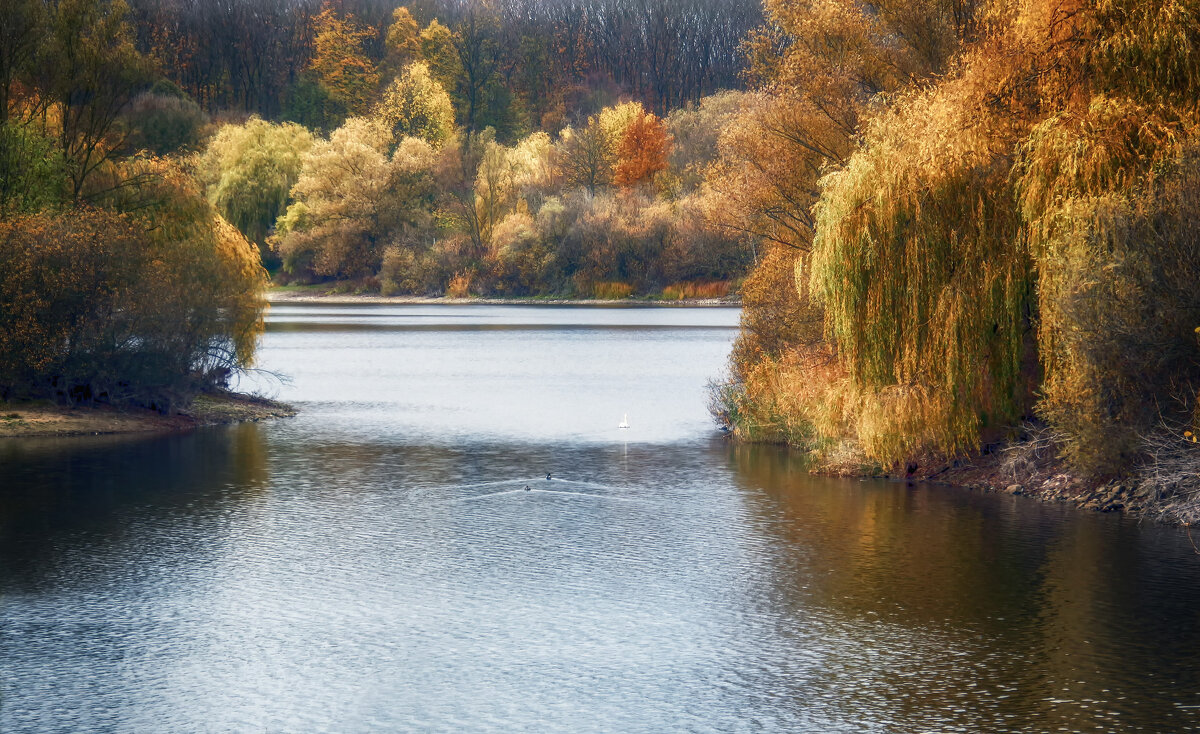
[546,472,552,480]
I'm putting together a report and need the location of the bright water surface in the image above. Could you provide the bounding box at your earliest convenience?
[2,304,1200,733]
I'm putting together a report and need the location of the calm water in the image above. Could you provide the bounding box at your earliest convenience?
[2,304,1200,733]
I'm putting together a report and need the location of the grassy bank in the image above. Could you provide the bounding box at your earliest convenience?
[268,284,740,307]
[0,391,295,439]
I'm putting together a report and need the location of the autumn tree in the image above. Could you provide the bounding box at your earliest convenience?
[450,4,502,133]
[275,117,437,279]
[711,0,1200,486]
[384,6,422,72]
[614,110,671,187]
[39,0,157,199]
[307,5,379,117]
[199,117,315,262]
[375,61,455,148]
[707,0,987,445]
[556,119,614,196]
[474,130,553,245]
[419,18,462,94]
[435,129,491,257]
[0,159,268,409]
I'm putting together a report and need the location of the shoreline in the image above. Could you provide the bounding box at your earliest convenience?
[0,391,296,440]
[839,444,1200,526]
[267,289,740,307]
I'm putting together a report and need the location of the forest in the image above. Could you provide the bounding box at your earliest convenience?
[3,0,1200,502]
[0,0,760,408]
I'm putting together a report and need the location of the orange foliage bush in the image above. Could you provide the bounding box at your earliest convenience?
[446,271,472,297]
[591,281,635,299]
[661,281,731,300]
[614,110,671,188]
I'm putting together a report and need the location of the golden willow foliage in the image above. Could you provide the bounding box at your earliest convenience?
[0,158,267,408]
[708,0,979,446]
[1011,0,1200,473]
[199,118,315,253]
[810,78,1032,462]
[790,0,1200,473]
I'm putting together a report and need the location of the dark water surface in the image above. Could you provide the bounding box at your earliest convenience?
[2,304,1199,733]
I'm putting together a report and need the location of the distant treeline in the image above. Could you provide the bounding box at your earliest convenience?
[0,0,760,409]
[130,0,760,130]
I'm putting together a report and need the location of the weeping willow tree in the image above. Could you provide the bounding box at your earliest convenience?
[809,80,1033,463]
[199,118,315,264]
[1013,0,1200,475]
[803,0,1200,474]
[704,0,983,446]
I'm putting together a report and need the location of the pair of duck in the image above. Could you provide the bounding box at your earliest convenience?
[525,473,553,491]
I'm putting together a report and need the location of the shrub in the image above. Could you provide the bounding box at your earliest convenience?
[591,281,634,299]
[0,182,267,410]
[125,83,209,154]
[0,121,67,215]
[661,281,731,300]
[1016,98,1200,474]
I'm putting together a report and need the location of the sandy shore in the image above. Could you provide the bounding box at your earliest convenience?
[0,392,295,439]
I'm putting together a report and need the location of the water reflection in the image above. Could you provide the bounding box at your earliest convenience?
[1,305,1198,733]
[728,443,1200,732]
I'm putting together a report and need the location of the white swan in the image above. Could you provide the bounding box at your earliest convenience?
[618,413,630,429]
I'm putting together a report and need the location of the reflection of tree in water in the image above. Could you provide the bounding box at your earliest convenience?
[0,425,270,592]
[724,441,1200,732]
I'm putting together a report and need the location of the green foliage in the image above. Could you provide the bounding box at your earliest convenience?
[125,84,208,154]
[376,61,455,148]
[283,76,347,135]
[199,117,314,263]
[419,19,462,95]
[0,121,67,214]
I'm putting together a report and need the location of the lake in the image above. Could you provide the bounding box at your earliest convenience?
[2,303,1199,733]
